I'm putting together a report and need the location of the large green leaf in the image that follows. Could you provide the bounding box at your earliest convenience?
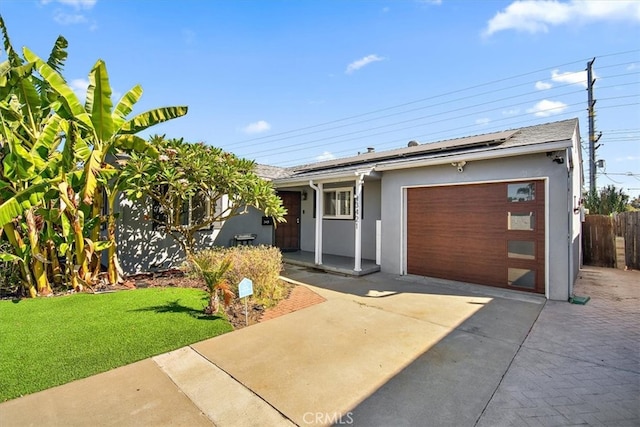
[32,35,68,105]
[15,74,40,133]
[22,47,92,130]
[85,60,114,142]
[0,60,10,87]
[113,134,159,158]
[120,106,188,134]
[0,15,21,66]
[80,145,103,205]
[9,62,35,80]
[92,240,113,252]
[3,135,35,181]
[112,84,142,129]
[0,180,51,227]
[46,36,68,74]
[96,167,119,183]
[32,113,63,161]
[0,252,23,263]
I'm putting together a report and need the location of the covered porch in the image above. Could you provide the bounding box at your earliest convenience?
[282,250,380,276]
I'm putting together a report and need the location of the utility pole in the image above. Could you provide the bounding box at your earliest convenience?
[586,58,601,194]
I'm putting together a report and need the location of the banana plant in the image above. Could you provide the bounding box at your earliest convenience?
[22,48,187,286]
[1,15,187,295]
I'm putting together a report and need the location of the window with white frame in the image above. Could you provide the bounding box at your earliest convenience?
[323,187,353,219]
[152,188,225,230]
[182,191,210,226]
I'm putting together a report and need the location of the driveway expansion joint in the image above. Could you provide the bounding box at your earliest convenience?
[187,345,296,425]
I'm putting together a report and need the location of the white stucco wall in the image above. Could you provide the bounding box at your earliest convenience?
[380,152,576,300]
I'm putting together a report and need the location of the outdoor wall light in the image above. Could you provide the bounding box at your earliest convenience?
[451,161,466,173]
[302,190,308,200]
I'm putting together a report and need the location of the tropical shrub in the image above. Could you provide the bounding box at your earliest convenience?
[189,255,234,315]
[584,185,630,215]
[121,136,286,257]
[188,246,286,307]
[0,240,20,297]
[0,16,187,296]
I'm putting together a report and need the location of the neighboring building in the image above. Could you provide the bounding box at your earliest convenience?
[117,118,583,301]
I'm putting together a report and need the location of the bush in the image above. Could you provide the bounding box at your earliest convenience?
[0,241,21,298]
[188,246,287,307]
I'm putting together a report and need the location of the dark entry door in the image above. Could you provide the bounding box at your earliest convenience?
[275,191,301,251]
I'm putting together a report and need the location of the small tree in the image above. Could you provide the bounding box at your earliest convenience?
[190,256,234,315]
[122,136,286,256]
[584,185,630,215]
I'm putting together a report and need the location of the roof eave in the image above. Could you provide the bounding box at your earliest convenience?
[274,169,381,187]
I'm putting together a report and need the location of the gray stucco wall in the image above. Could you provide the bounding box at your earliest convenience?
[380,152,575,300]
[115,196,274,274]
[297,180,381,260]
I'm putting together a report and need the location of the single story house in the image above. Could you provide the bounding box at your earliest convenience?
[116,118,583,301]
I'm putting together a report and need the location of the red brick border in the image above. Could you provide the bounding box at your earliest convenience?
[259,285,326,322]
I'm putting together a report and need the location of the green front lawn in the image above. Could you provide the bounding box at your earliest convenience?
[0,288,233,402]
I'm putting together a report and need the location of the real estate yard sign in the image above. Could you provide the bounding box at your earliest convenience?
[238,278,253,326]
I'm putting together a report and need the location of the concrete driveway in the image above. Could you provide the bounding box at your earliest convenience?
[2,265,636,426]
[275,266,545,426]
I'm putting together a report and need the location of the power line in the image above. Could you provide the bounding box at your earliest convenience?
[223,51,639,167]
[239,88,587,158]
[227,57,593,146]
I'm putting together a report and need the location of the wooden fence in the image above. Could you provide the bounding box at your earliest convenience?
[615,211,640,270]
[582,212,640,269]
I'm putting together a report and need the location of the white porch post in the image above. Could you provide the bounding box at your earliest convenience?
[309,180,323,265]
[354,172,366,272]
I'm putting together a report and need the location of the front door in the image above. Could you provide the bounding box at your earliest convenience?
[275,191,301,251]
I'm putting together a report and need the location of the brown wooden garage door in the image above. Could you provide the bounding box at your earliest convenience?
[406,181,545,293]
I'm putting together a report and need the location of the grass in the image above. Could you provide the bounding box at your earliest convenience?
[0,288,233,402]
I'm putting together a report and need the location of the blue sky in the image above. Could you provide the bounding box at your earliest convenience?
[1,0,639,197]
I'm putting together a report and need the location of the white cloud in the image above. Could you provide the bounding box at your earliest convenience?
[53,11,87,25]
[43,0,96,26]
[345,54,385,74]
[242,120,271,134]
[70,78,120,102]
[551,69,589,87]
[70,78,89,100]
[484,0,640,36]
[316,151,335,161]
[527,99,568,117]
[535,81,552,90]
[475,117,491,125]
[502,108,520,116]
[42,0,96,9]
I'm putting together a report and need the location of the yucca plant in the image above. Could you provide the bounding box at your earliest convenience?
[190,256,235,315]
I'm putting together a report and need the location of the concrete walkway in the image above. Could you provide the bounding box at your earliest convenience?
[0,266,637,426]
